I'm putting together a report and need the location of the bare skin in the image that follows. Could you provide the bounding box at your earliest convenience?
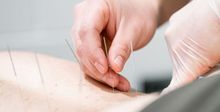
[0,51,158,112]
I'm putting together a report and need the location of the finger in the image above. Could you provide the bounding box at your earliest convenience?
[116,74,130,92]
[108,20,140,72]
[83,64,120,88]
[73,0,110,75]
[77,36,133,90]
[81,55,108,81]
[101,69,120,87]
[75,31,108,74]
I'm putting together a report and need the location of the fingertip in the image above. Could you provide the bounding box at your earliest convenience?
[110,56,124,73]
[108,44,130,73]
[116,75,130,92]
[101,69,120,87]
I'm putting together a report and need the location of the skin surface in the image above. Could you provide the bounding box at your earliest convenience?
[0,51,158,112]
[72,0,190,91]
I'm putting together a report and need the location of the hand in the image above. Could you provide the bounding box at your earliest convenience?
[163,0,220,93]
[72,0,160,91]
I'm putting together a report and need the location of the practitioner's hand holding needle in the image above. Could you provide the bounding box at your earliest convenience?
[72,0,161,91]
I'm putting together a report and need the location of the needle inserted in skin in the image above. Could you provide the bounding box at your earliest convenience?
[65,39,83,92]
[35,53,45,84]
[7,46,27,112]
[65,39,80,63]
[130,41,138,95]
[34,52,52,112]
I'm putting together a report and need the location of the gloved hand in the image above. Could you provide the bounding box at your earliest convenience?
[72,0,160,91]
[163,0,220,93]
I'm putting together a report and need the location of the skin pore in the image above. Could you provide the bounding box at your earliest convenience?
[0,51,159,112]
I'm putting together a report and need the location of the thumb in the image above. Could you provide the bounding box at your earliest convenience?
[108,24,137,73]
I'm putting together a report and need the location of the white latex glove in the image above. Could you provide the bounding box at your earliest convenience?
[163,0,220,93]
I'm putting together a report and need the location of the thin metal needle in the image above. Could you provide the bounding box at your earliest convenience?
[65,39,83,92]
[103,37,115,93]
[130,41,138,95]
[34,52,52,112]
[65,39,80,63]
[7,46,17,77]
[35,53,45,84]
[103,37,108,56]
[7,46,27,112]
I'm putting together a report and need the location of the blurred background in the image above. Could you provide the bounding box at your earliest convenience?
[0,0,172,92]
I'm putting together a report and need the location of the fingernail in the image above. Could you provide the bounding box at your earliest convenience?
[94,62,106,74]
[114,56,124,68]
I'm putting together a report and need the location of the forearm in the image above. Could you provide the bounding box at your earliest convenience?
[157,0,191,26]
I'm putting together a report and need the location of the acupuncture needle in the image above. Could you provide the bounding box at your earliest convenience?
[103,37,108,56]
[7,46,27,112]
[65,39,83,92]
[130,41,138,95]
[34,52,52,112]
[103,37,115,93]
